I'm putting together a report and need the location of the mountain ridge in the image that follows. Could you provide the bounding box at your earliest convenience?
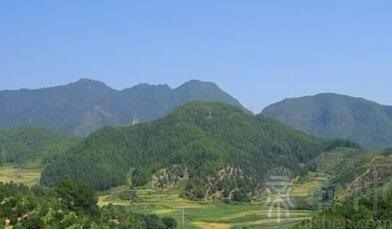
[261,93,392,149]
[0,79,245,136]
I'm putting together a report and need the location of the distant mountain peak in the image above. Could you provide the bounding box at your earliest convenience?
[70,78,110,89]
[75,78,101,84]
[312,93,364,100]
[129,83,171,90]
[173,79,245,111]
[177,79,218,89]
[262,93,392,149]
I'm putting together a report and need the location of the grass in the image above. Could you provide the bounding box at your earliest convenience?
[0,164,42,186]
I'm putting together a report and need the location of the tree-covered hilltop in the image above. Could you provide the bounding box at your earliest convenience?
[41,102,334,200]
[0,181,176,228]
[0,79,245,136]
[0,127,78,166]
[262,93,392,149]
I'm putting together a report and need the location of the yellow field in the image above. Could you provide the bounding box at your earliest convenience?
[0,164,42,187]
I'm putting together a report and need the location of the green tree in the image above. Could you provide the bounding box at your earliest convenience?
[232,190,251,202]
[21,213,44,229]
[132,168,150,187]
[162,216,177,229]
[55,180,98,215]
[143,214,166,229]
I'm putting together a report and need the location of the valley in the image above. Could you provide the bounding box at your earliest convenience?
[3,147,388,228]
[98,183,322,228]
[0,164,319,228]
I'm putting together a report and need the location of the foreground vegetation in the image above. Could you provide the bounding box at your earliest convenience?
[3,147,392,228]
[291,149,392,229]
[0,181,176,228]
[1,164,322,228]
[293,184,392,229]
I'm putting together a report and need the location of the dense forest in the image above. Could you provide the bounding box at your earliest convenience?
[0,181,176,228]
[0,127,77,167]
[40,102,342,201]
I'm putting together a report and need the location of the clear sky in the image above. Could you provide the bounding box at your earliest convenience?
[1,1,392,112]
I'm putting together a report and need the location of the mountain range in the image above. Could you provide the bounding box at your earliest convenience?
[0,79,243,136]
[262,93,392,149]
[3,79,392,203]
[2,79,392,149]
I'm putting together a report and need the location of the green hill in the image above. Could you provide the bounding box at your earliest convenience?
[0,127,77,166]
[262,93,392,149]
[0,79,244,136]
[41,102,332,200]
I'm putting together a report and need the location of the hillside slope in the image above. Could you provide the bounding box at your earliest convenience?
[262,93,392,149]
[0,127,77,166]
[41,102,331,200]
[0,79,244,136]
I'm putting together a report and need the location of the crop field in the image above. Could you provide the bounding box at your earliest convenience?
[2,148,383,228]
[98,179,323,229]
[0,165,318,228]
[0,164,42,187]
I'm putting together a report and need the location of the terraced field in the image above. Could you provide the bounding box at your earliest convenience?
[309,148,392,200]
[0,164,41,186]
[97,148,392,228]
[98,180,322,229]
[0,164,319,228]
[2,147,388,228]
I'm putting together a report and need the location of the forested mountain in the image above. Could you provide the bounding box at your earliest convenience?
[41,102,335,200]
[0,127,77,166]
[0,79,244,136]
[262,93,392,149]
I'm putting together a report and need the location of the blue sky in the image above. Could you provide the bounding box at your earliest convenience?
[1,1,392,112]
